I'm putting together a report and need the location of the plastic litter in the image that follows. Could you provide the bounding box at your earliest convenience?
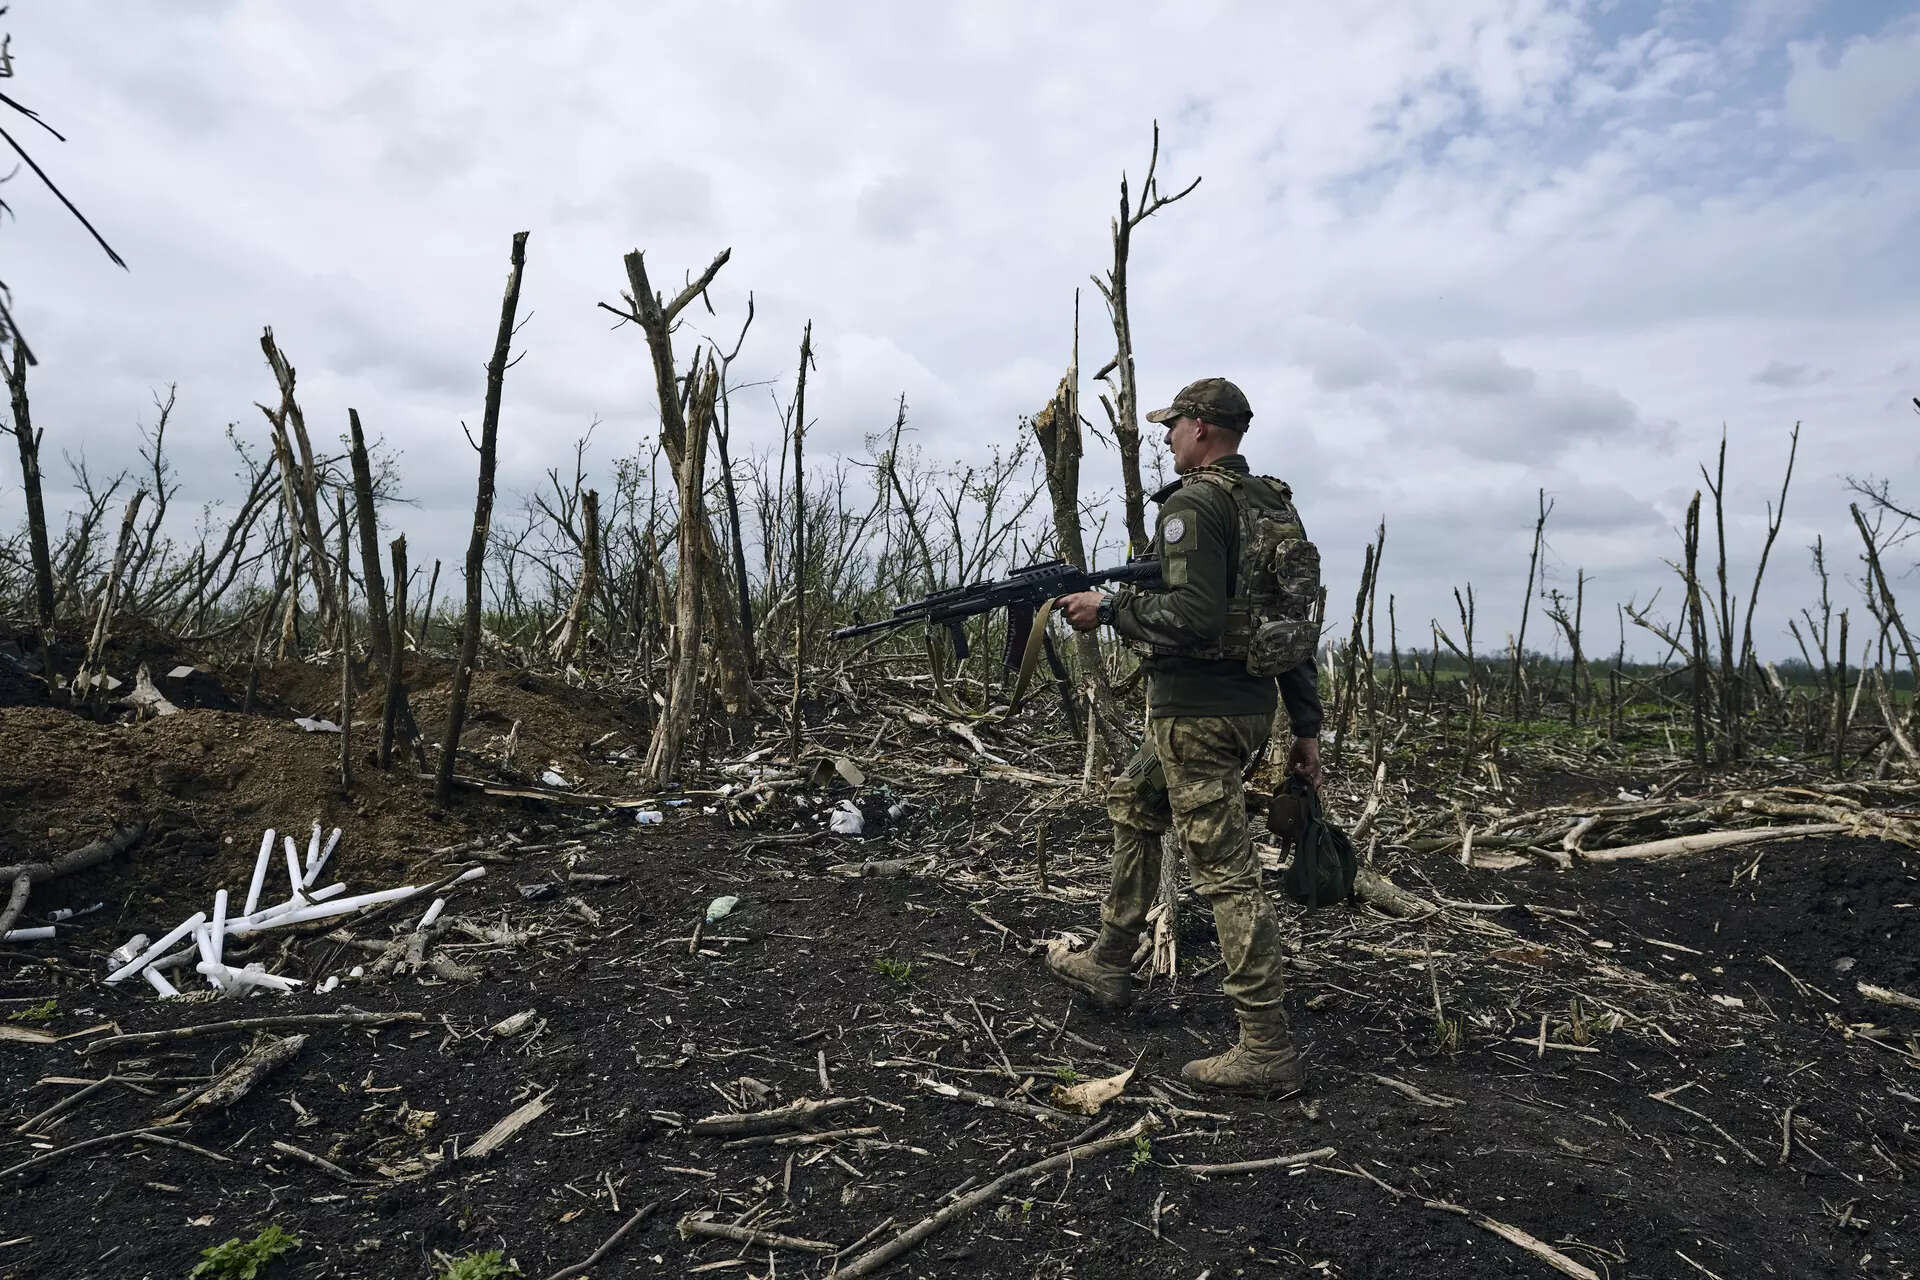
[705,895,740,924]
[540,769,573,789]
[829,800,865,836]
[634,810,664,825]
[293,716,341,733]
[887,802,910,821]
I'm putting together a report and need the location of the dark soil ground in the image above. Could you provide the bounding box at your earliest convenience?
[4,723,1918,1279]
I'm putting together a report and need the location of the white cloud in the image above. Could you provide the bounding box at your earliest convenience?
[1784,14,1920,149]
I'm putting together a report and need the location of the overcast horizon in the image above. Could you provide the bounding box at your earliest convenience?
[3,1,1917,666]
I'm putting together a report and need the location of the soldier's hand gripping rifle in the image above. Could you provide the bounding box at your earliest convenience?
[831,556,1161,686]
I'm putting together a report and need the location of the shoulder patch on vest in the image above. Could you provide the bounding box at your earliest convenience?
[1163,514,1188,546]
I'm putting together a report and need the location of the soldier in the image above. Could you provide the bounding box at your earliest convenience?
[1052,377,1323,1096]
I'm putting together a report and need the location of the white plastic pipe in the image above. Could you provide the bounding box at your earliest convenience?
[417,898,445,930]
[305,827,342,887]
[283,836,304,898]
[317,974,340,993]
[210,890,228,966]
[3,926,55,942]
[107,934,150,968]
[196,960,303,993]
[142,967,180,998]
[193,924,223,991]
[243,829,276,916]
[229,883,347,934]
[105,913,206,985]
[261,884,422,928]
[305,822,321,879]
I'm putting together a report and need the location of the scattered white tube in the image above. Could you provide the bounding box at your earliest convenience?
[105,913,205,985]
[317,975,340,993]
[283,836,304,898]
[196,960,303,993]
[417,898,445,930]
[47,902,104,923]
[3,926,55,942]
[262,884,422,928]
[210,890,228,966]
[348,965,365,978]
[306,822,322,880]
[304,828,342,888]
[229,883,347,934]
[452,867,486,886]
[193,923,223,990]
[141,967,180,998]
[108,934,150,968]
[244,829,276,917]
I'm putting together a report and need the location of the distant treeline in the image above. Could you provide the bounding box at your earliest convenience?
[1365,648,1915,692]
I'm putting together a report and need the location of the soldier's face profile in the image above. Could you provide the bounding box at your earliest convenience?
[1164,415,1199,473]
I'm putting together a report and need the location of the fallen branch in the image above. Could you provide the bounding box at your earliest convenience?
[918,1076,1067,1124]
[1350,1162,1599,1280]
[463,1088,554,1159]
[159,1034,305,1123]
[0,1123,188,1182]
[540,1201,663,1280]
[1580,824,1847,864]
[1857,981,1920,1014]
[690,1096,860,1137]
[269,1138,365,1183]
[678,1215,837,1255]
[83,1010,424,1055]
[836,1114,1161,1278]
[1180,1145,1335,1177]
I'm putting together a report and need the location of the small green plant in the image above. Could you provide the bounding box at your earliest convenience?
[190,1224,300,1279]
[873,957,913,984]
[6,998,57,1024]
[1127,1133,1153,1175]
[435,1249,517,1280]
[1053,1066,1079,1085]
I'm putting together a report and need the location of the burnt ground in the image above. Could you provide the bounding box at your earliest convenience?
[3,754,1918,1280]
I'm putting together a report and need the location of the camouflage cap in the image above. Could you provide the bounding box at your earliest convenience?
[1145,377,1253,430]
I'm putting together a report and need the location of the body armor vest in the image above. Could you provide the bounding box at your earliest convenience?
[1144,465,1323,675]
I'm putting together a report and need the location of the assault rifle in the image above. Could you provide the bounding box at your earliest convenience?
[831,556,1161,672]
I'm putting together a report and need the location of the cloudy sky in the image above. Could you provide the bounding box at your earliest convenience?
[4,0,1917,664]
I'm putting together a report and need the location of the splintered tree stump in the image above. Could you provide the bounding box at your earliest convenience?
[161,1033,306,1122]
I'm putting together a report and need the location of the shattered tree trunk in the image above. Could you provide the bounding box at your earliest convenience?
[1510,489,1549,720]
[243,535,294,715]
[380,535,408,769]
[547,488,600,663]
[1091,121,1200,556]
[1030,310,1131,772]
[1683,492,1711,770]
[336,493,353,791]
[788,322,814,763]
[73,489,146,704]
[4,340,60,694]
[620,249,754,726]
[347,408,391,668]
[647,354,718,786]
[258,328,339,638]
[435,231,530,809]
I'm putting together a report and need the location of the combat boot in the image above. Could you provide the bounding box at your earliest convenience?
[1045,927,1137,1012]
[1180,1025,1303,1097]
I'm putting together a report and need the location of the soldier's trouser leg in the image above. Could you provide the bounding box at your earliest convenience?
[1154,714,1290,1044]
[1099,736,1173,952]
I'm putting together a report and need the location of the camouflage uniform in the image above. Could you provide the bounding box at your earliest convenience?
[1048,378,1322,1094]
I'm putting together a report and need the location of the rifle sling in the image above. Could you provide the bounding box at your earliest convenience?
[1006,595,1057,713]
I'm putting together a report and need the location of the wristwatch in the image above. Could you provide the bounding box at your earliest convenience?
[1095,595,1116,627]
